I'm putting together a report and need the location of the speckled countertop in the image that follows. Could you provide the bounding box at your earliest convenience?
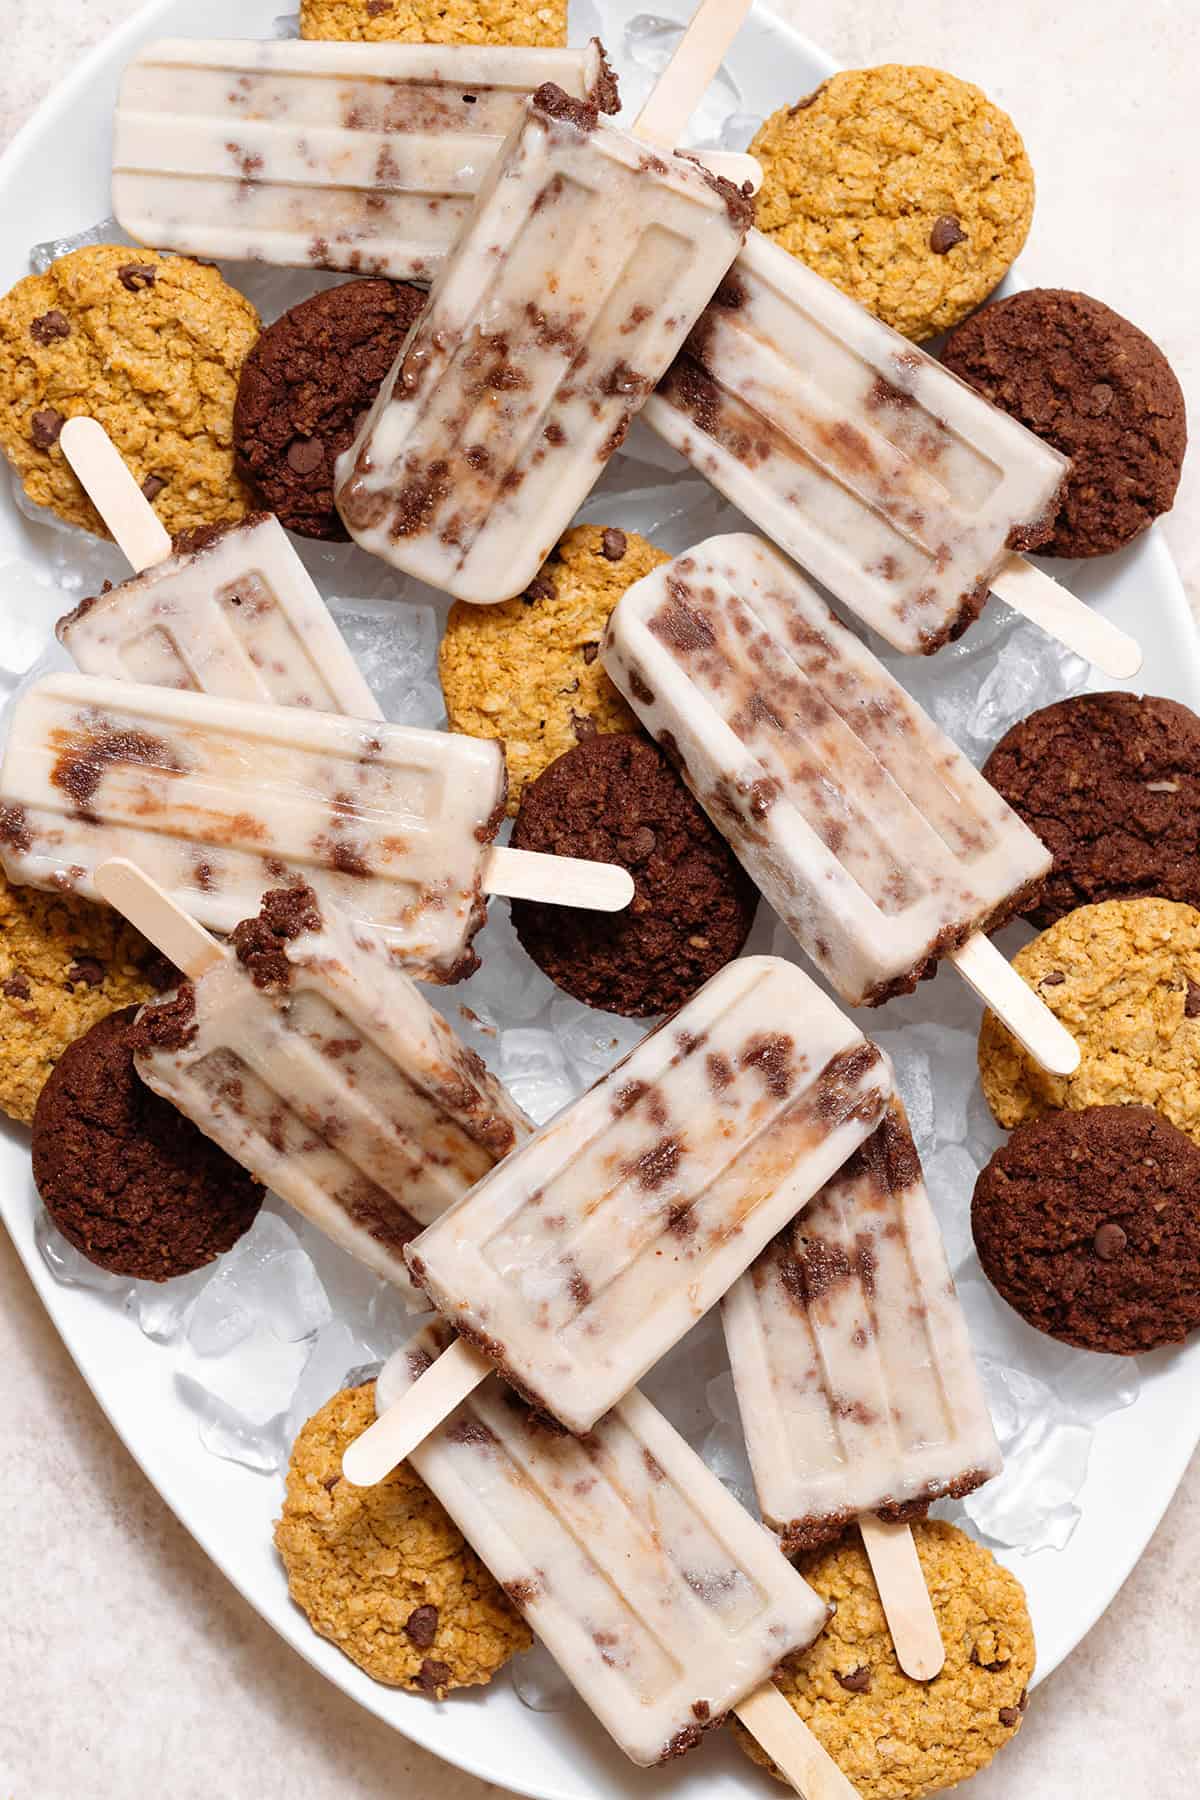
[1,2,1198,1795]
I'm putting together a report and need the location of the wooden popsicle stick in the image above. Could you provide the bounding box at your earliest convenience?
[631,0,753,146]
[95,857,226,979]
[690,149,762,193]
[482,844,634,912]
[950,931,1078,1077]
[735,1682,862,1800]
[858,1515,944,1681]
[342,1337,491,1487]
[991,552,1143,680]
[60,416,172,574]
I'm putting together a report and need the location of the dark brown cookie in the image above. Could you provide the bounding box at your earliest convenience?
[972,1104,1200,1353]
[941,289,1186,557]
[509,733,758,1017]
[983,693,1200,926]
[234,278,425,539]
[32,1006,264,1280]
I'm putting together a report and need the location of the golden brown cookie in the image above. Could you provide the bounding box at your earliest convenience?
[978,897,1200,1142]
[733,1521,1034,1799]
[0,868,166,1125]
[275,1382,531,1693]
[300,0,566,46]
[439,525,667,814]
[751,66,1035,342]
[0,246,259,538]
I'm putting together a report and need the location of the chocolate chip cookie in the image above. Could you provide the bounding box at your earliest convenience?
[234,278,425,539]
[300,0,567,45]
[983,692,1200,925]
[509,733,758,1017]
[973,1104,1200,1353]
[750,66,1035,341]
[275,1381,531,1692]
[941,289,1186,555]
[0,245,259,537]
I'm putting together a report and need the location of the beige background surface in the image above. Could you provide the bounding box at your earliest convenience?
[1,2,1197,1795]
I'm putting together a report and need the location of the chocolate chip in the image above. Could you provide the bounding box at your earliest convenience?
[571,711,598,739]
[30,310,70,346]
[2,974,31,1000]
[1185,979,1200,1018]
[619,826,657,863]
[582,642,599,665]
[31,408,65,449]
[1093,1222,1128,1260]
[970,1647,1010,1672]
[600,527,627,561]
[415,1657,452,1695]
[998,1706,1021,1728]
[404,1604,439,1649]
[930,215,968,254]
[835,1666,871,1694]
[524,574,555,604]
[66,957,106,989]
[141,474,167,503]
[1088,382,1114,416]
[367,0,391,12]
[118,263,157,292]
[287,437,325,475]
[1041,969,1066,986]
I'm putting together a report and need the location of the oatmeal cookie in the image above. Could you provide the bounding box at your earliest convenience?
[0,866,168,1125]
[732,1520,1034,1799]
[276,1381,531,1692]
[977,896,1200,1141]
[750,66,1034,341]
[300,0,566,46]
[439,525,667,813]
[0,245,259,538]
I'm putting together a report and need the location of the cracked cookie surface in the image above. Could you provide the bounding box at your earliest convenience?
[750,66,1034,342]
[0,245,259,537]
[276,1382,531,1693]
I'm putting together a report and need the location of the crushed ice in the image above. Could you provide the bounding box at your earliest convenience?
[12,219,1134,1554]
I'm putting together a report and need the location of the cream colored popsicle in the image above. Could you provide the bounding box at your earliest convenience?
[644,230,1141,678]
[602,533,1078,1076]
[372,1327,857,1795]
[0,672,510,981]
[723,1099,1001,1678]
[100,864,530,1295]
[335,2,754,602]
[343,954,891,1484]
[112,37,619,279]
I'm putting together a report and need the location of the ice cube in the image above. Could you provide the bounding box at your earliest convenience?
[187,1211,330,1357]
[456,911,559,1025]
[622,14,741,145]
[923,1144,980,1274]
[499,1028,579,1124]
[128,1266,213,1344]
[284,1320,379,1448]
[34,1211,132,1299]
[0,562,60,685]
[511,1644,574,1714]
[176,1374,286,1475]
[698,1372,758,1513]
[549,989,650,1080]
[30,217,129,274]
[327,600,439,722]
[273,10,300,34]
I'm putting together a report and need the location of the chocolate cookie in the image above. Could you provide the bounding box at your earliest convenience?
[983,693,1200,925]
[32,1006,264,1280]
[509,734,758,1017]
[973,1105,1200,1353]
[733,1520,1034,1799]
[275,1381,531,1692]
[941,289,1186,556]
[234,278,425,539]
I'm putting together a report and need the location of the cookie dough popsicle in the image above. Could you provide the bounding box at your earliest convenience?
[112,37,619,281]
[644,231,1142,679]
[96,861,529,1297]
[373,1327,858,1796]
[335,0,755,602]
[0,672,632,982]
[57,418,380,714]
[343,953,892,1485]
[602,534,1079,1076]
[724,1100,1001,1679]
